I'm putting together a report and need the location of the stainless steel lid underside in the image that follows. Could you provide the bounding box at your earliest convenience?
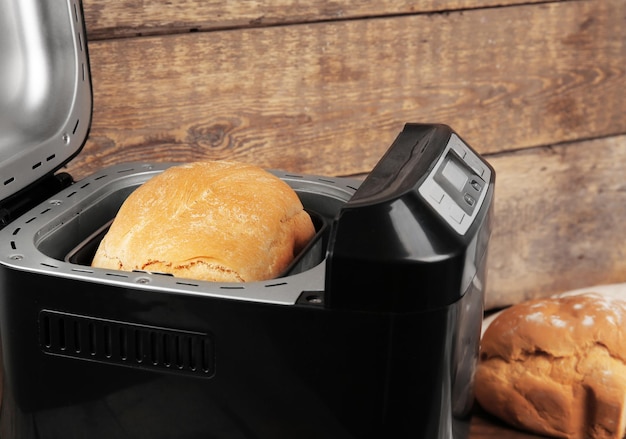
[0,0,91,201]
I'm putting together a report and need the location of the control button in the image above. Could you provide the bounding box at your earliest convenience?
[429,185,445,204]
[452,144,467,159]
[466,155,485,177]
[470,179,482,192]
[464,193,476,207]
[449,136,468,158]
[447,202,465,224]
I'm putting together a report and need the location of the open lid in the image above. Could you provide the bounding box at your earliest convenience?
[0,0,92,202]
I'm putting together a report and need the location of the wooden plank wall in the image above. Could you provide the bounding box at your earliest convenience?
[71,0,626,310]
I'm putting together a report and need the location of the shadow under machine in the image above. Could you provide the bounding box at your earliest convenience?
[0,1,495,437]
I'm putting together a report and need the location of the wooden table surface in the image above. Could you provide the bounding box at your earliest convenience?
[470,407,547,438]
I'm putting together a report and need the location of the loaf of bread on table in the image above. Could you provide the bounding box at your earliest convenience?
[476,293,626,439]
[91,161,316,282]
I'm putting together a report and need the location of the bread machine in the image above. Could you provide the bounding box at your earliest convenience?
[0,0,495,438]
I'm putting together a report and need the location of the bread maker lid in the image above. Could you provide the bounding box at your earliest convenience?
[0,0,92,203]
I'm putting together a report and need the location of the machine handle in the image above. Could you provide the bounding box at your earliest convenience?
[345,124,450,207]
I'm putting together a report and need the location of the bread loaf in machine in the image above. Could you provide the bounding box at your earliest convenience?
[91,161,316,282]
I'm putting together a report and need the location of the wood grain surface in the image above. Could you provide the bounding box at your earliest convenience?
[64,0,626,311]
[486,134,626,309]
[70,0,626,178]
[83,0,553,39]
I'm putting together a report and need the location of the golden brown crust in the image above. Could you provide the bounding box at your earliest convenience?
[91,161,315,282]
[476,293,626,439]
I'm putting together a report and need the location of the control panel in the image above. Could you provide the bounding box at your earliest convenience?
[418,134,492,235]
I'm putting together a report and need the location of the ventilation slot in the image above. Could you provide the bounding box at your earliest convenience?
[39,310,215,378]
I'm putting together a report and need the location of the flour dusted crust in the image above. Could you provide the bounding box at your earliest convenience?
[476,293,626,439]
[91,161,316,282]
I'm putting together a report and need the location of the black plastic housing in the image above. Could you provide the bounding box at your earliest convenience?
[0,264,485,439]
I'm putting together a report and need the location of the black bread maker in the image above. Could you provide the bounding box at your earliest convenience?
[0,1,495,437]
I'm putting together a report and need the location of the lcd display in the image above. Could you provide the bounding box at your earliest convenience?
[441,158,467,191]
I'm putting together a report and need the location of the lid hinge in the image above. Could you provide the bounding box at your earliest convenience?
[0,172,73,229]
